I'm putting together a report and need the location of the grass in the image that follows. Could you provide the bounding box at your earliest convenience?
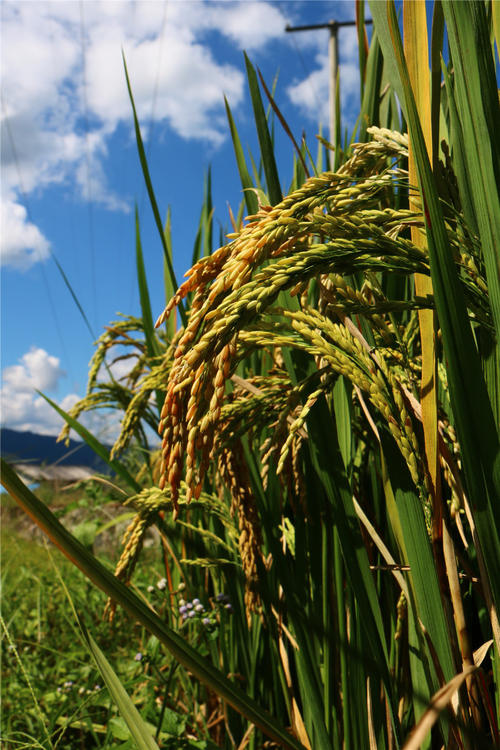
[2,1,499,747]
[1,498,126,748]
[1,484,229,749]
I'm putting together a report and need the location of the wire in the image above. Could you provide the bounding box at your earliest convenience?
[146,0,169,163]
[79,0,98,332]
[288,31,324,118]
[131,0,169,312]
[0,96,76,381]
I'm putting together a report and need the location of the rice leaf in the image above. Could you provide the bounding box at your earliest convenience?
[440,61,477,234]
[51,252,96,342]
[122,53,186,327]
[135,208,163,415]
[355,0,370,99]
[381,431,455,687]
[244,53,282,206]
[78,620,161,750]
[403,665,477,750]
[224,96,258,216]
[493,1,500,59]
[305,397,401,740]
[359,31,383,141]
[403,0,440,546]
[162,207,177,340]
[430,0,444,167]
[135,207,161,361]
[191,203,204,268]
[257,67,310,179]
[37,392,141,492]
[0,460,306,750]
[441,0,500,337]
[203,167,213,258]
[371,0,500,618]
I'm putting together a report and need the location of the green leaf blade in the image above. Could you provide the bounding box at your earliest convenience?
[0,460,306,750]
[244,53,282,206]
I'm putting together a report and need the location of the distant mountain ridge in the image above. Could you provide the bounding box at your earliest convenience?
[1,427,110,470]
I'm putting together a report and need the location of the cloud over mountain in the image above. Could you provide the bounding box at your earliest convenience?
[0,347,79,435]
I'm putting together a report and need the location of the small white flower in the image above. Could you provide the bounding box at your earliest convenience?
[157,578,167,590]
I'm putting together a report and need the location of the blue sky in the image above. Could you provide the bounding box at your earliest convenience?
[1,0,372,441]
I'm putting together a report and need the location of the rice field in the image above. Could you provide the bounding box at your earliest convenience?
[2,2,499,748]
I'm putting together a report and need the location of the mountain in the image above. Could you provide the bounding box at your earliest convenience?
[1,428,110,471]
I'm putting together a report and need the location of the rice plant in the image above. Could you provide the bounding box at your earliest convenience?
[2,2,499,748]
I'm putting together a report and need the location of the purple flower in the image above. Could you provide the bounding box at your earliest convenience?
[186,602,193,610]
[134,652,143,662]
[224,603,233,613]
[188,610,196,618]
[179,605,187,615]
[195,603,204,613]
[192,598,201,606]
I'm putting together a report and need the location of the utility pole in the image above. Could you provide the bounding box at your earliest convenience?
[286,19,372,168]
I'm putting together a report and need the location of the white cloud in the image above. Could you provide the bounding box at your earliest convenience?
[0,346,123,442]
[286,26,362,130]
[111,32,244,145]
[106,356,137,383]
[1,201,51,270]
[0,347,77,435]
[0,0,290,167]
[203,2,290,50]
[1,0,289,269]
[2,391,82,438]
[2,347,64,393]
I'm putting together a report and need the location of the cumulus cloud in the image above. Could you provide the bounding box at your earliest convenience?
[0,0,290,270]
[0,347,78,435]
[0,344,150,448]
[2,347,64,393]
[105,356,137,383]
[0,346,123,442]
[0,0,290,168]
[202,2,290,50]
[1,201,51,270]
[286,25,364,130]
